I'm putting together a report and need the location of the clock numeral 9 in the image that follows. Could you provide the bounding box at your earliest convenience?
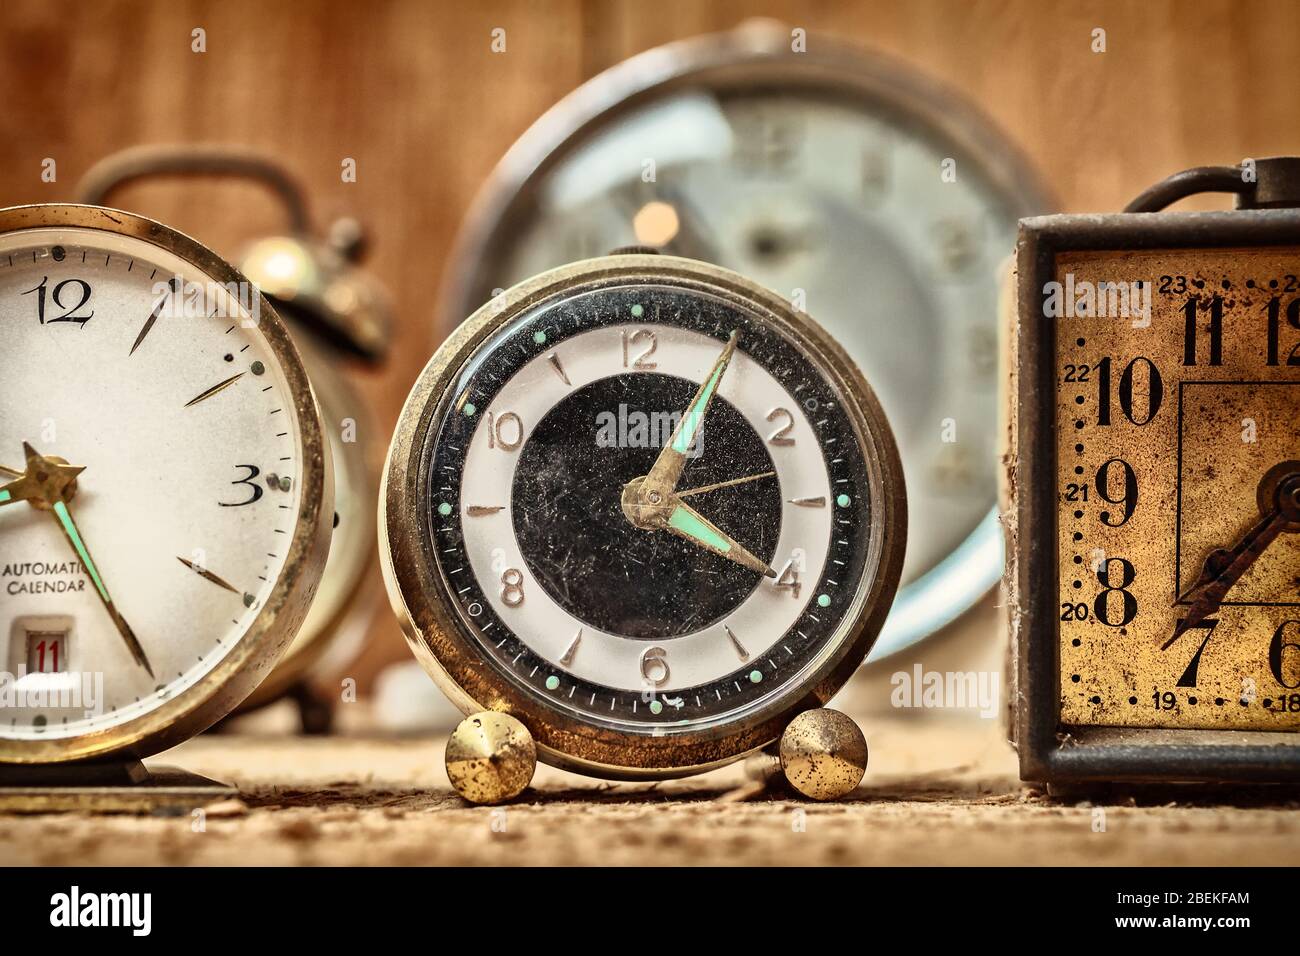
[1095,457,1138,526]
[1094,556,1138,627]
[1063,459,1138,526]
[1095,356,1163,426]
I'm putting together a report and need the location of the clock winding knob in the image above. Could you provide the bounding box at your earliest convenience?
[778,708,868,801]
[445,711,537,804]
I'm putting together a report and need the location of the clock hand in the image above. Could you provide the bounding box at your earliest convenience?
[6,443,154,676]
[676,470,776,499]
[641,329,739,497]
[1164,466,1300,647]
[50,499,154,676]
[663,499,776,578]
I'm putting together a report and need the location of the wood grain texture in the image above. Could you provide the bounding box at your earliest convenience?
[2,0,1299,688]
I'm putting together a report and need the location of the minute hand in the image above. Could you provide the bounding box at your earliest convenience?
[665,500,776,578]
[644,330,738,494]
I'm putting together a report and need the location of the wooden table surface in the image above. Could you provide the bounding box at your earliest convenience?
[2,711,1296,866]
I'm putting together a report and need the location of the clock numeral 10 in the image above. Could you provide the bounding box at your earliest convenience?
[486,411,524,450]
[1095,356,1163,427]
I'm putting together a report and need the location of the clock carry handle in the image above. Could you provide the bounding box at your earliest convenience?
[1124,156,1300,213]
[72,144,392,363]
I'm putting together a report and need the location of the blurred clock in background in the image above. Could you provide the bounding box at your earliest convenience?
[437,21,1054,661]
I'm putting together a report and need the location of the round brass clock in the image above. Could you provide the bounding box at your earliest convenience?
[382,254,905,778]
[0,204,331,765]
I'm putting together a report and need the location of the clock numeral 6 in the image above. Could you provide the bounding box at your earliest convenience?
[640,646,669,687]
[1270,620,1300,689]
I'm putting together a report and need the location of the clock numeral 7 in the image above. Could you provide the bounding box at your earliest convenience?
[1164,618,1220,687]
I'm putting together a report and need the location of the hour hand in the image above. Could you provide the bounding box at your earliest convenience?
[663,500,776,578]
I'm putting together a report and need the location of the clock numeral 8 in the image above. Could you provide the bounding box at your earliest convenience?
[500,568,525,607]
[1094,556,1138,627]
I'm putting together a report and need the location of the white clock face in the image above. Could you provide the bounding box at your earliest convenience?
[418,281,880,734]
[0,226,306,741]
[456,84,1041,656]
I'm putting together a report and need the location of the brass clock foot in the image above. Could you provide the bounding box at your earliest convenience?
[778,708,868,801]
[445,711,536,805]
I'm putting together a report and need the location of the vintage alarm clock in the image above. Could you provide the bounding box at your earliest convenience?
[0,204,331,791]
[382,253,906,801]
[1006,158,1300,785]
[76,146,391,732]
[439,20,1051,660]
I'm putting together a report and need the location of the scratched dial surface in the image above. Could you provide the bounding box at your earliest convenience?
[0,226,306,739]
[423,283,876,731]
[1057,247,1300,730]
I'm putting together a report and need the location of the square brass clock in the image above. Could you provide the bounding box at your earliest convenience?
[1006,207,1300,785]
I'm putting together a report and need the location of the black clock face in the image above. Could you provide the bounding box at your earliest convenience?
[420,281,878,732]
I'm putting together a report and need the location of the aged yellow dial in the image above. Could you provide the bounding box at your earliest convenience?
[1056,246,1300,731]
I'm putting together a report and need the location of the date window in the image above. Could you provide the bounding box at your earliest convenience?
[26,629,68,674]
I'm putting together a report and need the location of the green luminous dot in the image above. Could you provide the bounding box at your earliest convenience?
[533,330,547,344]
[836,493,851,508]
[749,670,763,684]
[649,699,663,715]
[437,502,452,517]
[817,594,831,608]
[630,303,644,318]
[463,402,476,417]
[545,675,560,691]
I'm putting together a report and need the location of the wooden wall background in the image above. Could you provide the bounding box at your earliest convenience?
[3,0,1299,689]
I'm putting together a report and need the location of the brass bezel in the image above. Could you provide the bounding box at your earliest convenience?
[382,254,906,779]
[0,204,331,765]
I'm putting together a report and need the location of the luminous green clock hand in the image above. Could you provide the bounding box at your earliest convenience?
[664,500,777,578]
[49,498,154,676]
[643,329,739,495]
[4,443,154,676]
